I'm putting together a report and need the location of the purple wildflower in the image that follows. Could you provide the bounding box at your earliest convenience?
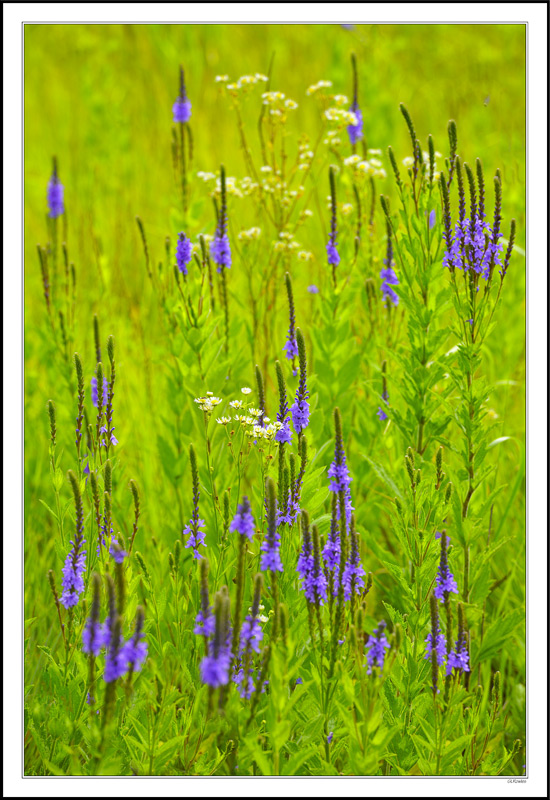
[275,419,292,445]
[233,666,255,699]
[91,376,109,409]
[425,623,446,667]
[434,534,459,603]
[429,209,436,229]
[239,615,263,655]
[109,539,128,564]
[381,220,399,306]
[210,166,232,272]
[194,558,215,636]
[233,575,263,699]
[328,419,354,527]
[283,273,298,362]
[99,425,118,447]
[446,631,470,676]
[442,217,502,279]
[342,520,365,601]
[322,497,341,577]
[82,577,105,657]
[120,608,147,674]
[176,232,193,275]
[307,284,319,294]
[326,167,340,268]
[200,592,232,688]
[47,159,64,218]
[230,496,255,541]
[173,65,192,123]
[194,608,215,637]
[377,389,389,421]
[290,329,310,435]
[184,445,206,559]
[104,641,127,682]
[365,621,390,675]
[260,478,283,572]
[201,643,231,687]
[60,473,87,609]
[347,99,363,146]
[327,731,334,744]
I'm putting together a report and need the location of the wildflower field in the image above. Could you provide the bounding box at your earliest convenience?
[23,23,527,778]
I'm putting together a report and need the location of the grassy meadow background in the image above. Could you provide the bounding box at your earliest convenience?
[24,23,526,776]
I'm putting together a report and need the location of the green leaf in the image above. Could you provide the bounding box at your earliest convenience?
[363,455,404,501]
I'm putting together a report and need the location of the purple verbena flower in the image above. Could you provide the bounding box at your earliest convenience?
[176,232,193,275]
[274,418,292,445]
[342,546,365,602]
[47,161,64,218]
[60,477,87,612]
[260,479,283,573]
[184,446,206,559]
[443,217,503,279]
[82,618,106,657]
[230,496,255,541]
[365,621,390,674]
[239,615,263,655]
[328,429,354,527]
[210,167,232,272]
[446,632,470,676]
[307,284,319,294]
[434,540,459,603]
[200,616,231,688]
[347,99,363,145]
[91,376,109,409]
[291,330,310,435]
[109,539,128,564]
[425,623,447,666]
[377,389,389,421]
[173,66,192,123]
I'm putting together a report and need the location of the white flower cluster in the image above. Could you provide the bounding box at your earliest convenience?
[306,79,333,95]
[273,231,300,253]
[245,420,284,441]
[194,392,223,414]
[202,173,259,199]
[343,153,387,180]
[261,90,299,121]
[324,107,358,127]
[324,129,342,147]
[238,227,262,242]
[223,73,269,93]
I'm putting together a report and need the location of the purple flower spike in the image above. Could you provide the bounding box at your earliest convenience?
[380,220,399,306]
[173,66,192,123]
[109,539,128,564]
[347,100,363,146]
[173,97,192,123]
[176,232,193,275]
[230,496,255,541]
[365,621,390,675]
[290,330,310,435]
[47,160,64,218]
[210,167,232,272]
[434,536,459,603]
[446,632,470,676]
